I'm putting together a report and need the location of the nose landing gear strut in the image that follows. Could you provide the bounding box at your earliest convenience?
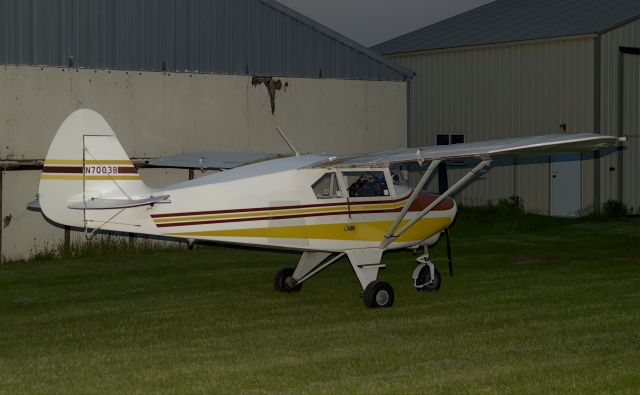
[412,248,441,291]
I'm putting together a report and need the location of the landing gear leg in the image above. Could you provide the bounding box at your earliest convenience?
[274,252,345,293]
[412,247,441,291]
[346,249,394,308]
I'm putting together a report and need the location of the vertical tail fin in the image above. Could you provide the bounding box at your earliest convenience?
[39,109,151,227]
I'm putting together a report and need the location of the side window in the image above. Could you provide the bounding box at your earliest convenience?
[312,173,343,199]
[344,171,389,198]
[390,165,408,187]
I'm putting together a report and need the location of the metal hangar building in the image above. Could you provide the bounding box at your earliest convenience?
[374,0,640,216]
[0,0,414,260]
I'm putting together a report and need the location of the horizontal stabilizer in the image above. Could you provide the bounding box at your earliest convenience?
[329,134,625,167]
[27,199,42,211]
[67,195,170,210]
[148,152,283,170]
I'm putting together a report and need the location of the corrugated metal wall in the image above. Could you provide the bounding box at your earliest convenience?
[0,0,409,81]
[390,37,595,213]
[600,18,640,214]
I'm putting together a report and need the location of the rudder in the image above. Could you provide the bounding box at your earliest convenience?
[39,109,151,227]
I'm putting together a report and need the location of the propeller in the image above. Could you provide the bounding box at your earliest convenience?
[438,161,454,277]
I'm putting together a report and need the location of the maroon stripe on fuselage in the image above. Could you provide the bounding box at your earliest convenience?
[42,166,83,173]
[154,202,455,228]
[116,167,138,173]
[155,208,410,228]
[151,192,456,220]
[150,193,412,219]
[42,166,138,174]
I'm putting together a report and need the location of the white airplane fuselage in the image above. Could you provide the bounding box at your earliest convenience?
[56,154,457,252]
[154,155,457,251]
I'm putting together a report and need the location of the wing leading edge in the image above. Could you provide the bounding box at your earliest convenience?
[327,134,625,168]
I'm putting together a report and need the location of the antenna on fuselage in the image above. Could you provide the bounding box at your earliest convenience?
[274,125,300,156]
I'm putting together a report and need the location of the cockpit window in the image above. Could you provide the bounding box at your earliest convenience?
[312,173,343,199]
[344,171,389,198]
[390,167,410,196]
[390,167,407,187]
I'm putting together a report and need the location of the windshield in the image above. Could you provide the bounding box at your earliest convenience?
[344,171,389,198]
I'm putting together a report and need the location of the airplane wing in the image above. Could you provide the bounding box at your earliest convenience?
[328,133,625,167]
[148,152,287,170]
[341,133,624,249]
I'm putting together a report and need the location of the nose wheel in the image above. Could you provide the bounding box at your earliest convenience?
[413,252,442,291]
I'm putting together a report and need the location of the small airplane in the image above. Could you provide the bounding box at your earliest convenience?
[34,109,624,308]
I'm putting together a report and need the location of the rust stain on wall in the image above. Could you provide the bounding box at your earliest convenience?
[251,76,288,114]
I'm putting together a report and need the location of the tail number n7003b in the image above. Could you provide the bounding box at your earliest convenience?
[84,165,119,174]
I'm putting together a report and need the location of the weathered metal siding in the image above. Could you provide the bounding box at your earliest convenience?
[390,37,595,214]
[0,0,409,81]
[600,18,640,213]
[0,66,407,160]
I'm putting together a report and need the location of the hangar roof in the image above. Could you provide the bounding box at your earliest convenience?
[373,0,640,55]
[0,0,413,81]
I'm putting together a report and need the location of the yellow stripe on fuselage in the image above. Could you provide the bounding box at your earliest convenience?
[41,174,142,181]
[163,217,451,243]
[44,159,134,165]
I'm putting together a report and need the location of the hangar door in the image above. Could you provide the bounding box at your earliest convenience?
[551,153,582,217]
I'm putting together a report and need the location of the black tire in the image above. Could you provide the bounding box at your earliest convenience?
[416,266,441,291]
[363,281,394,308]
[274,267,301,293]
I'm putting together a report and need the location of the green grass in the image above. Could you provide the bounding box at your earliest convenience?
[1,210,639,394]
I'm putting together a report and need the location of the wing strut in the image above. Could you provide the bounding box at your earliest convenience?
[382,160,441,243]
[380,160,492,249]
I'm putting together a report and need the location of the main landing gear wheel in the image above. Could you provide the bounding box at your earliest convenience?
[416,266,441,291]
[363,281,395,308]
[274,267,302,293]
